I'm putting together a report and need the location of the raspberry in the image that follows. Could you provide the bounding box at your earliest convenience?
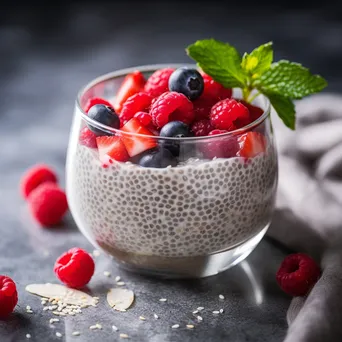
[150,92,194,128]
[119,92,153,125]
[134,111,152,126]
[192,97,216,120]
[239,100,264,122]
[202,73,232,100]
[276,253,321,297]
[191,120,214,137]
[0,276,18,318]
[144,68,175,98]
[20,164,58,199]
[84,97,113,113]
[201,130,239,159]
[54,247,95,288]
[79,127,97,148]
[28,183,68,227]
[210,98,250,131]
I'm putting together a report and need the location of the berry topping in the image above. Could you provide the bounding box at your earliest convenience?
[87,104,120,136]
[201,130,239,159]
[159,121,191,138]
[144,68,175,98]
[28,182,68,227]
[79,127,98,148]
[191,120,214,137]
[210,98,250,131]
[0,275,18,318]
[150,92,194,128]
[134,112,152,126]
[120,92,153,125]
[84,97,113,113]
[20,164,58,199]
[168,67,204,100]
[137,148,177,168]
[121,118,157,157]
[239,100,264,122]
[192,97,216,121]
[237,132,267,158]
[96,136,129,163]
[114,70,146,113]
[201,73,232,100]
[276,253,321,297]
[54,247,95,289]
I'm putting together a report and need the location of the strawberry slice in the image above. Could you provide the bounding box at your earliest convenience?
[96,136,129,163]
[121,118,157,157]
[237,132,267,158]
[113,71,146,114]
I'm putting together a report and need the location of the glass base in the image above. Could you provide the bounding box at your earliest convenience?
[98,226,269,279]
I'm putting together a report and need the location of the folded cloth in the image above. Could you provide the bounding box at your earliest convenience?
[267,94,342,342]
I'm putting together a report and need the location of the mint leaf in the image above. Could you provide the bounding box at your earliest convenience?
[267,93,296,129]
[254,60,328,99]
[241,42,273,76]
[186,39,246,88]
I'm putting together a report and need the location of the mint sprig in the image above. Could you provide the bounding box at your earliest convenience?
[186,39,328,130]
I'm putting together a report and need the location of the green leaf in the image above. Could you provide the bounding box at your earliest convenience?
[186,39,246,88]
[241,42,273,77]
[254,60,328,99]
[267,93,296,130]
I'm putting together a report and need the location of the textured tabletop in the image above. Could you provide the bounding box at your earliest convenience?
[0,2,341,341]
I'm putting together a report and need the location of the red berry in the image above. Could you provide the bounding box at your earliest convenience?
[0,275,18,319]
[114,71,146,114]
[54,248,95,288]
[144,68,175,98]
[20,164,58,199]
[202,130,239,159]
[237,132,267,158]
[276,253,321,297]
[28,183,68,227]
[121,118,157,157]
[210,98,250,131]
[120,92,153,125]
[96,136,129,164]
[84,97,113,113]
[191,120,214,137]
[134,111,152,126]
[239,100,264,122]
[150,92,194,128]
[201,73,232,100]
[79,127,97,148]
[192,97,216,120]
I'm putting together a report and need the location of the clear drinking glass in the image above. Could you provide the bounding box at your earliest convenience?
[66,64,278,278]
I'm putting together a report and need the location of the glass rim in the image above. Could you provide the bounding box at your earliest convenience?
[76,63,271,141]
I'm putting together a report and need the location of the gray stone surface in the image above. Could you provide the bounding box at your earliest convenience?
[0,2,340,341]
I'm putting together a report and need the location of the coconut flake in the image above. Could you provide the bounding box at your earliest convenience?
[107,288,134,312]
[25,284,97,307]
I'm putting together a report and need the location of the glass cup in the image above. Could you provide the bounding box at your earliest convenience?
[66,64,278,278]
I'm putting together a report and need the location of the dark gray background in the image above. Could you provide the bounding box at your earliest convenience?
[0,2,341,341]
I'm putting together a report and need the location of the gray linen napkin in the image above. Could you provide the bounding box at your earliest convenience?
[268,94,342,342]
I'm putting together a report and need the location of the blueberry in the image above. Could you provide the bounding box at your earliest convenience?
[87,104,120,136]
[168,67,204,100]
[138,148,177,168]
[160,121,192,157]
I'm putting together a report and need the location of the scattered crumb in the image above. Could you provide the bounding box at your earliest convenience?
[89,325,98,330]
[115,276,121,282]
[197,316,203,321]
[172,324,180,329]
[26,334,31,339]
[104,271,111,277]
[192,310,198,314]
[139,316,146,321]
[56,332,62,338]
[153,313,159,319]
[186,324,195,329]
[159,298,167,302]
[72,331,81,336]
[116,282,125,286]
[93,250,101,257]
[26,306,31,310]
[112,325,119,331]
[120,333,129,339]
[220,309,224,313]
[213,311,220,314]
[96,324,102,329]
[219,294,225,300]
